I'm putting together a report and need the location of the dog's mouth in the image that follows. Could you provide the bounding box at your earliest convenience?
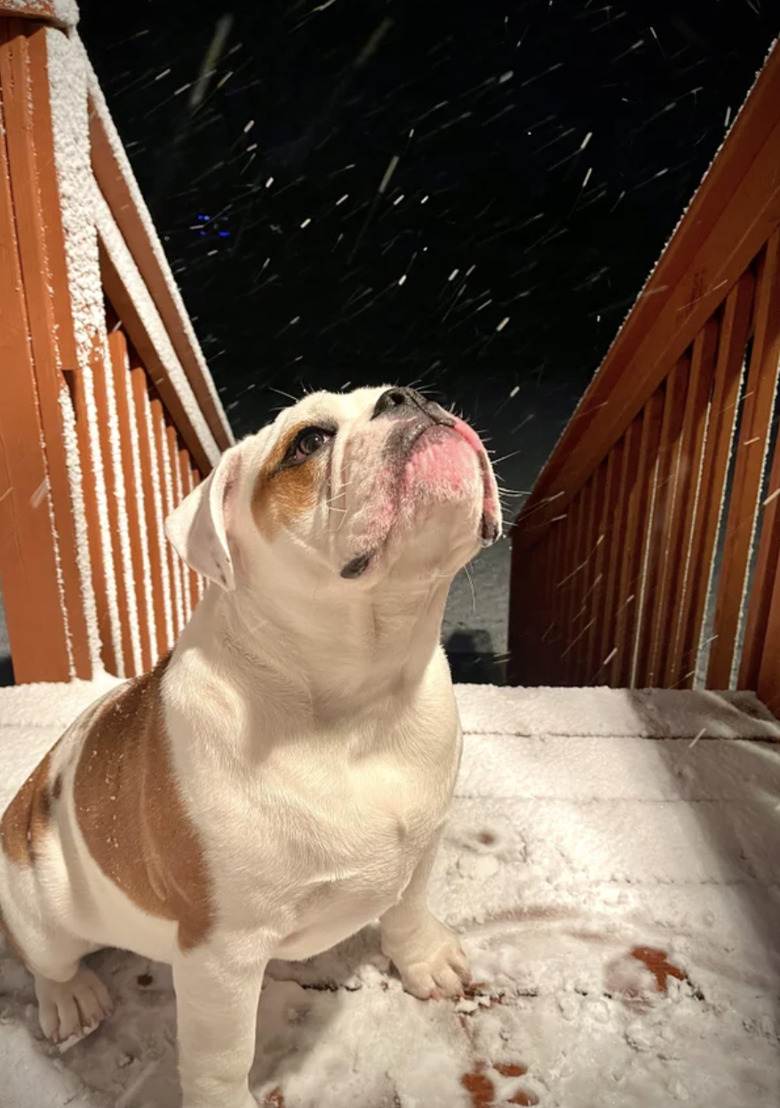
[339,416,501,580]
[405,419,501,547]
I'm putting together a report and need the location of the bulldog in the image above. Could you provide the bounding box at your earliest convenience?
[0,385,501,1108]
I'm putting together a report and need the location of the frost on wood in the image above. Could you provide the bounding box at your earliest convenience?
[77,34,233,449]
[159,433,185,635]
[46,27,123,675]
[103,339,143,676]
[170,444,191,625]
[1,0,78,28]
[57,387,101,671]
[1,682,779,1107]
[120,350,159,664]
[36,424,75,676]
[141,392,175,649]
[93,187,222,469]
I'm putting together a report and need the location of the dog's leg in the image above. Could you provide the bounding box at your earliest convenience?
[380,835,470,1000]
[173,938,267,1108]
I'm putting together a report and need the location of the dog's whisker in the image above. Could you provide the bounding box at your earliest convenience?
[462,563,477,616]
[268,386,301,403]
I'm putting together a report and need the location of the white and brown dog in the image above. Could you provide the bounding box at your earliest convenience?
[0,385,500,1108]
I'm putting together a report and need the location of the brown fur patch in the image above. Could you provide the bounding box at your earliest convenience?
[251,422,319,537]
[0,751,54,867]
[73,654,215,951]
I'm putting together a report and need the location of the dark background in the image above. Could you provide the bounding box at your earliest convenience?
[2,0,778,685]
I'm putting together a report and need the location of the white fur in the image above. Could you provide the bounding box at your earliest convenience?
[0,387,501,1107]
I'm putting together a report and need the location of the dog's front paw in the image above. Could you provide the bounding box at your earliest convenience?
[382,913,470,1000]
[34,965,113,1045]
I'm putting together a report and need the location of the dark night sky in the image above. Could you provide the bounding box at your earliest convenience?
[79,0,777,500]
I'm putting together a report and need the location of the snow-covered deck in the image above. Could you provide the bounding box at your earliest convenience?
[1,681,779,1107]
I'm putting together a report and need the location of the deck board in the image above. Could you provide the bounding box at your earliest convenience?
[1,681,778,1107]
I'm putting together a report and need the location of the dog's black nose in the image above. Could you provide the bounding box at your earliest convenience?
[371,386,427,419]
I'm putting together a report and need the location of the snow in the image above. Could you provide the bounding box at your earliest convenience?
[1,681,778,1106]
[1,0,78,28]
[46,28,122,675]
[79,37,234,452]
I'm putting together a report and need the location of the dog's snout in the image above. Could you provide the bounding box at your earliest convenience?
[371,386,426,420]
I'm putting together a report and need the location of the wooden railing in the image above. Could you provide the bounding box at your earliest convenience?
[509,39,780,713]
[0,4,233,683]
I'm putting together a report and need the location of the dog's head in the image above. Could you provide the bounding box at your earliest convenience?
[166,386,501,594]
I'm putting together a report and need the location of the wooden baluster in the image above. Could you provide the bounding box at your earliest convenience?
[543,513,568,684]
[658,319,721,687]
[632,360,689,687]
[737,241,780,697]
[164,421,186,637]
[130,374,169,660]
[708,232,780,688]
[598,425,638,684]
[177,447,194,624]
[90,327,131,677]
[107,331,154,673]
[745,428,780,714]
[147,397,176,648]
[610,412,650,686]
[575,462,607,684]
[669,275,755,688]
[190,469,206,602]
[558,486,587,685]
[565,477,597,685]
[586,443,623,684]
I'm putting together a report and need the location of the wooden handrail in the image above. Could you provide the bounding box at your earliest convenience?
[510,39,780,712]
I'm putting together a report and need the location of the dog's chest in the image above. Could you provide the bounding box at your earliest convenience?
[273,743,449,877]
[207,720,460,944]
[269,747,452,957]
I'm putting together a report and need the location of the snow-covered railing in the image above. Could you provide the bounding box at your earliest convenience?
[510,38,780,714]
[0,3,233,684]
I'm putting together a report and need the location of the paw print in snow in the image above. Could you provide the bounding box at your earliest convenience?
[460,1060,538,1107]
[605,945,689,1010]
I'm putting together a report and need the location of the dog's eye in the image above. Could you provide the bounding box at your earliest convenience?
[291,427,334,463]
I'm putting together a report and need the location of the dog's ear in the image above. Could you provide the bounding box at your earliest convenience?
[165,446,241,591]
